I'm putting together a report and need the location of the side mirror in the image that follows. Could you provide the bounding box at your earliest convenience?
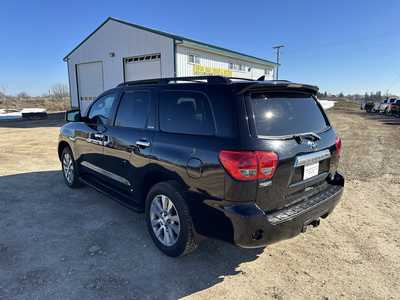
[65,109,81,122]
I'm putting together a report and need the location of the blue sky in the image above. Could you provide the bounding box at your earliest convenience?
[1,0,399,96]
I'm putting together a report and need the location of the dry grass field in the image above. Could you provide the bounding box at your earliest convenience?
[0,97,70,112]
[0,103,399,299]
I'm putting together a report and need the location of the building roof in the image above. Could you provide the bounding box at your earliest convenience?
[63,17,277,66]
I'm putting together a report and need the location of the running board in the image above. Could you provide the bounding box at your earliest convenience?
[79,174,144,213]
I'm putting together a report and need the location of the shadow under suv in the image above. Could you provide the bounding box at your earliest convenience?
[58,76,344,257]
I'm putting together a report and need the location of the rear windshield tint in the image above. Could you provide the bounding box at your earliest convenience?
[249,93,329,137]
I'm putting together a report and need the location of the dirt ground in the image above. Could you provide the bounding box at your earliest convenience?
[0,104,399,300]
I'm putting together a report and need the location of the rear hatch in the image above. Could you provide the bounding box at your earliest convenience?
[243,89,340,212]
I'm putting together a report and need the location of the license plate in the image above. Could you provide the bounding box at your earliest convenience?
[303,162,319,180]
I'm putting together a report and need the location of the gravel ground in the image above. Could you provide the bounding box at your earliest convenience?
[0,105,399,300]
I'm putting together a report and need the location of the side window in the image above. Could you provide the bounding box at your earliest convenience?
[115,91,153,129]
[188,54,200,64]
[88,93,117,122]
[159,91,214,136]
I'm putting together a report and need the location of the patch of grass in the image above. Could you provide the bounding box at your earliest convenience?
[0,97,70,112]
[330,99,360,112]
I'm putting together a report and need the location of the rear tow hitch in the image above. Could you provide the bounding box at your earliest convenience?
[302,218,321,233]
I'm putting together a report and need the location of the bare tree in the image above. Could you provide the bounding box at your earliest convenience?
[17,91,30,99]
[0,85,6,100]
[50,83,69,99]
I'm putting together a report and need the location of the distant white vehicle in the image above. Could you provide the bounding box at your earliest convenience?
[373,102,381,112]
[0,109,22,120]
[0,108,47,120]
[317,99,336,110]
[378,98,397,113]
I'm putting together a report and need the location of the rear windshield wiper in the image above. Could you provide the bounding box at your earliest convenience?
[257,132,321,141]
[293,132,321,142]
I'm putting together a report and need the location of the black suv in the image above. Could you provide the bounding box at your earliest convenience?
[59,76,344,257]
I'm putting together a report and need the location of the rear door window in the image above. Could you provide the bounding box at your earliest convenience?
[114,90,154,129]
[159,91,215,135]
[249,93,329,137]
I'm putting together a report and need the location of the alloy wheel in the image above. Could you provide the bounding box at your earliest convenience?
[62,152,74,184]
[150,194,180,246]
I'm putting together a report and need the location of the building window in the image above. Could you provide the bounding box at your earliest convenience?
[239,64,247,72]
[229,63,237,70]
[265,68,273,76]
[124,54,161,64]
[229,63,247,72]
[188,54,200,64]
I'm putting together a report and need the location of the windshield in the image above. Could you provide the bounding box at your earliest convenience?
[249,93,329,137]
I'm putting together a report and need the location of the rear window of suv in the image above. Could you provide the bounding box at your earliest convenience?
[249,93,329,137]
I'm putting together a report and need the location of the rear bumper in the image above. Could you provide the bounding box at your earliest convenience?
[222,172,345,248]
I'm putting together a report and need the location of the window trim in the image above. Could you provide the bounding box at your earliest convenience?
[112,89,155,130]
[158,89,217,136]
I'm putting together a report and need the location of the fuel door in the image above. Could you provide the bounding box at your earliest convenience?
[186,158,203,179]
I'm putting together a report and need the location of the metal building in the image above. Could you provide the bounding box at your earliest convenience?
[64,17,277,113]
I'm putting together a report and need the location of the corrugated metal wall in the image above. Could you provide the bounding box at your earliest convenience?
[66,19,175,109]
[176,45,274,80]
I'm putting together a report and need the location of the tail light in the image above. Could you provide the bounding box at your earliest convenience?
[335,136,342,156]
[219,150,278,181]
[257,151,279,179]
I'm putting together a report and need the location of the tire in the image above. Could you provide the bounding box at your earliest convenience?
[61,146,82,188]
[145,181,198,257]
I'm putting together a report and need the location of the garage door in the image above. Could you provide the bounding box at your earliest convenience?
[124,54,161,82]
[76,61,104,114]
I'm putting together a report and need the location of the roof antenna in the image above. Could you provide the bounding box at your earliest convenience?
[257,75,265,81]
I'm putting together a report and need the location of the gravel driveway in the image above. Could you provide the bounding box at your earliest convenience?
[0,105,399,299]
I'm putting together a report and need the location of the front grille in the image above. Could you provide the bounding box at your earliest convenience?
[267,184,342,225]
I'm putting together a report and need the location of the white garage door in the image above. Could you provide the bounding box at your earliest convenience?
[77,61,104,114]
[124,54,161,82]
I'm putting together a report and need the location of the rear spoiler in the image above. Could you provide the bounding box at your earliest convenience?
[235,81,319,95]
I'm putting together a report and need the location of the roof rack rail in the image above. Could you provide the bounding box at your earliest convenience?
[118,76,231,87]
[226,77,256,82]
[270,80,291,83]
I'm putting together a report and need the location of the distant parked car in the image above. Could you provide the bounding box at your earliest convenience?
[364,102,375,113]
[388,99,400,117]
[378,98,397,114]
[372,101,381,112]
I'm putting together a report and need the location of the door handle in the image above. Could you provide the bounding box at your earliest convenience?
[136,140,151,148]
